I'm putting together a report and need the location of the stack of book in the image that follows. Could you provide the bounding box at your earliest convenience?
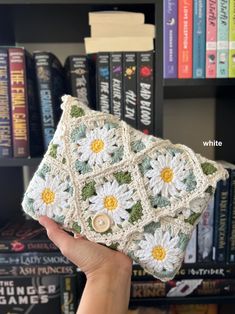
[0,219,79,313]
[164,0,235,78]
[128,305,219,314]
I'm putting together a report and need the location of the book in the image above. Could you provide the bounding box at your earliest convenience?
[84,37,154,54]
[173,304,218,314]
[206,0,217,78]
[193,0,206,78]
[110,52,123,118]
[123,52,137,128]
[8,47,29,157]
[197,196,214,262]
[34,51,65,150]
[137,51,154,134]
[0,48,12,157]
[184,228,197,264]
[60,275,78,314]
[89,11,145,25]
[0,219,58,253]
[229,0,235,77]
[217,0,229,78]
[96,52,110,113]
[178,0,193,78]
[64,55,92,107]
[163,0,178,78]
[130,279,235,298]
[213,176,230,262]
[86,53,97,110]
[91,23,155,38]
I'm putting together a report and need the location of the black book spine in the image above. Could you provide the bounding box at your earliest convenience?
[0,48,12,157]
[0,239,58,253]
[123,52,137,128]
[110,52,123,118]
[86,53,97,110]
[137,51,154,134]
[96,52,110,113]
[228,169,235,263]
[60,275,78,314]
[0,265,76,276]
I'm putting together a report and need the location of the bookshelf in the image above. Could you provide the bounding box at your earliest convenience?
[0,0,235,310]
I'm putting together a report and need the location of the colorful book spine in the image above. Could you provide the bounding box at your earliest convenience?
[206,0,217,78]
[123,52,137,128]
[137,52,154,135]
[0,265,76,276]
[193,0,206,78]
[96,52,110,113]
[217,0,229,78]
[163,0,178,78]
[65,55,91,106]
[178,0,193,78]
[60,275,78,314]
[110,52,123,118]
[184,228,197,263]
[0,48,12,157]
[213,178,230,262]
[229,0,235,77]
[8,47,29,157]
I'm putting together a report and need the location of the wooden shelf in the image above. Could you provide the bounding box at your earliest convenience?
[0,158,42,167]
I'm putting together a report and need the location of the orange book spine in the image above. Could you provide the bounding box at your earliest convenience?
[178,0,193,78]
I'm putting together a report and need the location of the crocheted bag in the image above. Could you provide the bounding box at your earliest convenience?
[22,95,228,282]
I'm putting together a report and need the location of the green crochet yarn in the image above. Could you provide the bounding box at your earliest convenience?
[82,181,96,201]
[151,195,171,208]
[49,144,58,159]
[70,105,85,118]
[129,201,143,224]
[72,222,81,233]
[201,162,217,175]
[114,171,132,185]
[185,212,201,225]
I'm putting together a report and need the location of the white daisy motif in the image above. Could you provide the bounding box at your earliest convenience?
[89,180,134,225]
[53,127,64,157]
[146,153,189,198]
[77,127,118,167]
[27,173,71,218]
[135,229,182,273]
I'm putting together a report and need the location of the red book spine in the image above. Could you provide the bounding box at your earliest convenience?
[178,0,193,78]
[8,48,29,157]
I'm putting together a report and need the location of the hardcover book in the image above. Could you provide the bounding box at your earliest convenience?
[206,0,217,78]
[217,0,229,78]
[110,52,123,118]
[229,0,235,77]
[34,51,65,150]
[0,48,12,157]
[96,52,110,113]
[137,51,154,134]
[193,0,206,78]
[178,0,193,78]
[164,0,178,78]
[123,52,137,128]
[60,275,78,314]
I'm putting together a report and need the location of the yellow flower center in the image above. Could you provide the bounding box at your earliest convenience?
[152,245,166,261]
[103,195,118,211]
[41,188,55,205]
[90,139,104,154]
[160,167,174,183]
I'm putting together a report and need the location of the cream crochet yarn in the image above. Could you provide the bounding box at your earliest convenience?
[22,95,228,282]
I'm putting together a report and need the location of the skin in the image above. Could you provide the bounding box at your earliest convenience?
[39,216,132,314]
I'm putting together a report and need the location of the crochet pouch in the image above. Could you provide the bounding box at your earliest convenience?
[22,95,228,282]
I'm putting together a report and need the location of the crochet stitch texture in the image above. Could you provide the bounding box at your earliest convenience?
[22,95,228,282]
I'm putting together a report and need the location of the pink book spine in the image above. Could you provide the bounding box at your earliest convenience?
[206,0,217,78]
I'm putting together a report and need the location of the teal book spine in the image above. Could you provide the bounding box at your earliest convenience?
[217,0,229,78]
[193,0,206,78]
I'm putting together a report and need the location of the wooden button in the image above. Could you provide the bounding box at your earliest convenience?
[92,213,111,233]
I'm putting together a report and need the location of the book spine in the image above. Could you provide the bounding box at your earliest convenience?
[229,0,235,77]
[217,0,229,78]
[34,53,55,149]
[0,240,58,253]
[110,52,123,118]
[60,275,78,314]
[163,0,178,78]
[8,48,29,157]
[96,52,110,113]
[184,228,197,263]
[0,48,12,157]
[67,56,91,107]
[123,52,137,127]
[228,169,235,263]
[0,265,76,276]
[178,0,193,78]
[197,196,214,262]
[193,0,206,78]
[213,177,230,262]
[206,0,217,78]
[137,52,154,135]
